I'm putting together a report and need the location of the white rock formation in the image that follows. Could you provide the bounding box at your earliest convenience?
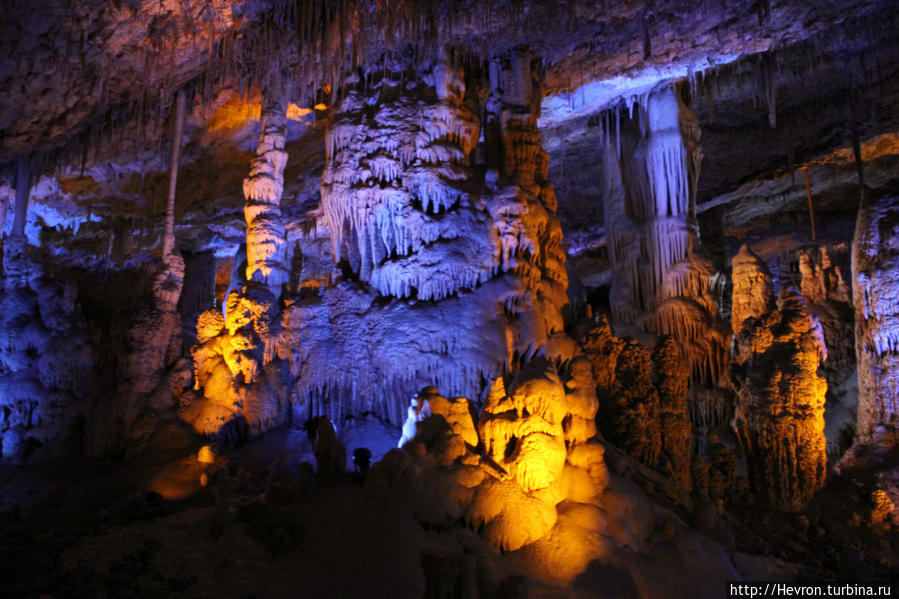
[244,87,290,295]
[601,84,729,406]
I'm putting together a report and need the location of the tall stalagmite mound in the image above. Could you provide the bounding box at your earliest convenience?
[731,275,828,511]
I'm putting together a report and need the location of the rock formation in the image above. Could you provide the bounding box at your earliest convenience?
[580,317,693,494]
[382,357,607,554]
[0,240,97,458]
[282,48,570,427]
[853,191,899,451]
[183,85,294,440]
[731,282,828,511]
[731,244,776,335]
[243,84,291,294]
[600,84,731,437]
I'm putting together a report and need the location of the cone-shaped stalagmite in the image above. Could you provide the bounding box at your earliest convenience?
[731,244,775,333]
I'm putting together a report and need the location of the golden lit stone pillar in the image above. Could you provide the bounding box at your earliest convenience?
[731,287,827,511]
[243,90,289,294]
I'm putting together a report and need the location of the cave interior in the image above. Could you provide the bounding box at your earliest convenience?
[0,1,898,597]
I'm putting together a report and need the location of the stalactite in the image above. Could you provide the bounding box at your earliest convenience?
[162,90,186,259]
[11,155,32,241]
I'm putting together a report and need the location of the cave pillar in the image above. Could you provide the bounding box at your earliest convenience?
[4,154,34,287]
[307,47,569,423]
[243,87,290,296]
[731,285,827,511]
[11,154,31,241]
[852,191,899,451]
[606,85,699,319]
[601,85,728,399]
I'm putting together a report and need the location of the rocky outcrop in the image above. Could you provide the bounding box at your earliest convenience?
[580,317,693,494]
[731,285,827,511]
[853,191,899,451]
[0,238,97,458]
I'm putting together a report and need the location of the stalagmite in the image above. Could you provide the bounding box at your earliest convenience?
[162,90,186,259]
[730,244,775,334]
[244,86,290,294]
[731,286,827,511]
[853,191,899,451]
[381,360,607,554]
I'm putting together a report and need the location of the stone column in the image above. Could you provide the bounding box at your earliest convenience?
[244,88,289,295]
[731,286,827,511]
[601,85,728,395]
[853,191,899,451]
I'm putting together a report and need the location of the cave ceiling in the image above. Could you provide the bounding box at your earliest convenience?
[1,0,898,257]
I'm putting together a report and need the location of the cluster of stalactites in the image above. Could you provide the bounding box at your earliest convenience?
[602,85,703,319]
[244,90,290,294]
[600,85,730,393]
[322,49,565,309]
[853,192,899,450]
